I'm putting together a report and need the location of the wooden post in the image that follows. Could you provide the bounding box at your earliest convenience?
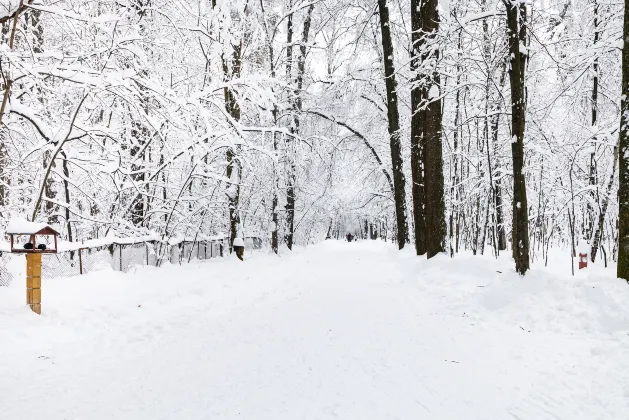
[78,248,84,275]
[26,253,42,314]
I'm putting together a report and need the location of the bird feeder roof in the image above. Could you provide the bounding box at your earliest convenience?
[5,219,60,236]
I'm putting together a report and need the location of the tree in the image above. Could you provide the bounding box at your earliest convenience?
[410,0,426,256]
[618,0,629,281]
[377,0,409,249]
[504,0,530,274]
[418,0,446,258]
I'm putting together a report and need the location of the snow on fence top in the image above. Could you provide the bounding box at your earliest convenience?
[1,229,259,253]
[57,234,233,252]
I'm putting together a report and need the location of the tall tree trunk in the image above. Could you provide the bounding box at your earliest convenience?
[480,0,495,256]
[260,0,280,254]
[617,0,629,280]
[129,1,151,228]
[505,0,530,274]
[591,141,618,262]
[588,0,599,240]
[419,0,445,258]
[377,0,409,249]
[449,30,463,256]
[223,46,243,253]
[410,0,426,255]
[0,19,7,208]
[0,132,6,209]
[492,60,508,251]
[28,9,58,223]
[285,4,314,250]
[213,0,243,252]
[60,151,74,258]
[284,1,296,250]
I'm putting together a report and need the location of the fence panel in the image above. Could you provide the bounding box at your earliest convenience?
[80,247,114,274]
[44,252,82,279]
[0,252,13,287]
[0,237,259,285]
[118,243,149,272]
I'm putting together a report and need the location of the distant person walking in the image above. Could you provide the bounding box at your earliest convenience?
[346,233,354,242]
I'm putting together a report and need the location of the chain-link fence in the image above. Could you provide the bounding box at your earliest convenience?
[0,252,13,287]
[44,246,112,279]
[0,236,262,286]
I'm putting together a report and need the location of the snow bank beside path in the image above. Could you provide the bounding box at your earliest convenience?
[395,248,629,336]
[1,241,628,419]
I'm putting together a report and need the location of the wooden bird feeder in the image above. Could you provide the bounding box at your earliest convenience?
[6,219,60,315]
[6,219,59,254]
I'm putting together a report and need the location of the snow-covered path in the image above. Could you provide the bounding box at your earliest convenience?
[1,241,629,419]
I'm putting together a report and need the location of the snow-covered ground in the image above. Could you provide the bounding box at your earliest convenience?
[1,240,628,419]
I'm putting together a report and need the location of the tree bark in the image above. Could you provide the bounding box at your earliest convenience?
[129,1,151,227]
[410,0,426,255]
[223,44,243,253]
[588,0,599,240]
[377,0,409,249]
[28,9,58,223]
[505,0,530,274]
[285,3,314,250]
[60,150,73,258]
[492,61,508,251]
[419,0,446,258]
[590,147,618,262]
[260,0,280,253]
[285,1,296,250]
[617,0,629,281]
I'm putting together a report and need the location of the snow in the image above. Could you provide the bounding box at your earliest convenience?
[52,235,228,252]
[429,84,440,99]
[0,1,20,20]
[1,241,628,419]
[233,237,244,247]
[5,218,54,235]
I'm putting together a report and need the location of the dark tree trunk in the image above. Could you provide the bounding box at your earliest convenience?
[617,0,629,280]
[492,61,508,251]
[60,151,74,258]
[591,142,618,262]
[0,13,7,206]
[588,0,599,240]
[129,1,151,228]
[0,133,6,208]
[410,0,426,255]
[260,0,280,254]
[129,118,147,226]
[28,9,58,223]
[505,0,530,274]
[285,4,314,250]
[223,44,242,253]
[419,0,446,258]
[285,2,296,250]
[449,30,463,256]
[214,0,242,252]
[377,0,409,250]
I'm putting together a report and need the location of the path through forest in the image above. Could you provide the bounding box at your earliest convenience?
[1,241,628,419]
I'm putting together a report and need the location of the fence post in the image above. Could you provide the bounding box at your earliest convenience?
[79,248,84,275]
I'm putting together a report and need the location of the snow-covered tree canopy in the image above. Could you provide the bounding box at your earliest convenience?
[0,0,623,266]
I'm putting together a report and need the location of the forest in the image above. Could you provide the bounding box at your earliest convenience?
[1,0,629,279]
